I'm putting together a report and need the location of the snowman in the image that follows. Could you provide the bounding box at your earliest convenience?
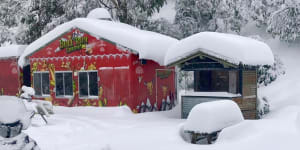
[0,97,40,150]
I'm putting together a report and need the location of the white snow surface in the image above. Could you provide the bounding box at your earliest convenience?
[165,32,274,66]
[0,45,27,58]
[18,18,178,66]
[184,100,244,134]
[11,24,300,150]
[0,96,32,129]
[87,8,112,20]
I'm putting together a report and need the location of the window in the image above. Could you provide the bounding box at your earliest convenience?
[79,71,98,98]
[194,70,239,94]
[55,72,73,97]
[33,72,50,96]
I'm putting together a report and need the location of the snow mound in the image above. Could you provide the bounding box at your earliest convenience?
[0,96,32,129]
[18,18,178,67]
[20,86,35,99]
[0,45,27,58]
[165,32,274,66]
[184,100,244,134]
[87,8,112,20]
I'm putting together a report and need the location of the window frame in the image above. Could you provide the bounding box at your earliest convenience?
[55,71,73,98]
[33,71,50,97]
[78,70,99,99]
[193,70,240,94]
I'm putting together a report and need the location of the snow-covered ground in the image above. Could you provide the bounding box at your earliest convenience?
[22,39,300,150]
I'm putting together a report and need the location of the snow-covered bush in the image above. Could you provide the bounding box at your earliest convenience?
[257,96,270,119]
[257,54,285,87]
[20,86,35,100]
[184,100,244,134]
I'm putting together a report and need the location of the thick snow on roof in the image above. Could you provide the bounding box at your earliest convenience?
[183,100,244,134]
[18,18,178,66]
[87,8,112,20]
[0,45,27,58]
[165,32,274,66]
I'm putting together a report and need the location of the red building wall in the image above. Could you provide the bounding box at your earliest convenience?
[0,58,21,96]
[28,28,176,112]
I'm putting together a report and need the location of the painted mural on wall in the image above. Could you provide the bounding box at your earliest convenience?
[29,28,176,113]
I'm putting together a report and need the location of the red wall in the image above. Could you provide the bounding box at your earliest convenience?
[29,28,176,112]
[0,58,21,96]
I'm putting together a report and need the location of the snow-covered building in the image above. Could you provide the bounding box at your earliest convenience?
[166,32,274,119]
[18,9,178,112]
[0,45,27,96]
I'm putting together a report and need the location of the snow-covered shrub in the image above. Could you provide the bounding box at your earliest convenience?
[20,86,35,100]
[257,96,270,119]
[258,54,285,87]
[184,100,244,134]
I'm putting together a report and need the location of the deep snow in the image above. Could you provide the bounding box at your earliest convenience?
[165,32,274,66]
[21,38,300,150]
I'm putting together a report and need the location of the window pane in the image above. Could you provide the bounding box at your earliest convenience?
[79,72,88,97]
[89,72,98,96]
[33,73,41,95]
[64,73,73,96]
[55,73,64,96]
[229,71,237,94]
[41,73,50,95]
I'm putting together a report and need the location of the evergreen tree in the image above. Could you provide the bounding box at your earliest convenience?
[267,0,300,42]
[250,0,284,27]
[174,0,249,38]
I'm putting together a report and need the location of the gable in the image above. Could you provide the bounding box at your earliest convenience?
[172,51,238,71]
[29,28,131,59]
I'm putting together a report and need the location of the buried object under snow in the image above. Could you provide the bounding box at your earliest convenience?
[183,100,244,144]
[0,96,40,150]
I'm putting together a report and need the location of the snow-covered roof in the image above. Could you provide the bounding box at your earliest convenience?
[0,45,27,59]
[87,8,112,20]
[18,18,178,66]
[165,32,274,66]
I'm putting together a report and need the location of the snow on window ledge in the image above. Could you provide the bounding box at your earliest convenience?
[180,91,241,98]
[79,96,99,100]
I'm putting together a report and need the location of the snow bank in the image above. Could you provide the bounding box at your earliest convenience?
[18,18,178,66]
[0,96,32,129]
[165,32,274,66]
[184,100,244,134]
[0,45,27,59]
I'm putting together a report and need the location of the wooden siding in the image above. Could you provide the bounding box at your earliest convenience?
[241,70,257,119]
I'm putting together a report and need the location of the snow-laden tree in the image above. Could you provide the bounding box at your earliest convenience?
[0,0,28,45]
[267,0,300,42]
[174,0,249,38]
[143,18,181,39]
[250,0,285,27]
[14,0,167,44]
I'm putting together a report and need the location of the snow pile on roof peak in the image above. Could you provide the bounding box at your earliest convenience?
[184,100,244,134]
[87,8,112,20]
[165,32,274,66]
[18,18,178,66]
[0,45,27,59]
